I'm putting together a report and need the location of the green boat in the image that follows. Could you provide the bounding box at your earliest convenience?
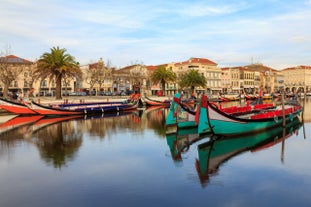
[202,94,302,136]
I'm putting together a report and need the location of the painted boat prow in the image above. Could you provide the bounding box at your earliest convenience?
[0,98,38,115]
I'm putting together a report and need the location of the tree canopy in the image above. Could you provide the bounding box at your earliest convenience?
[35,46,82,99]
[150,65,176,95]
[178,69,207,94]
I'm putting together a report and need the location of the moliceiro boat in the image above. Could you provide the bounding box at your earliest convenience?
[166,93,278,136]
[203,96,302,136]
[29,98,140,116]
[142,95,171,107]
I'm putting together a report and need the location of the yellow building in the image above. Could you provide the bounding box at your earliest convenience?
[221,64,283,94]
[282,65,311,93]
[172,57,222,95]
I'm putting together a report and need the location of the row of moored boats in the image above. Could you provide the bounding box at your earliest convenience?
[166,92,303,136]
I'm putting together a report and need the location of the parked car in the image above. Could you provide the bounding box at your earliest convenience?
[98,91,104,96]
[105,91,112,96]
[91,90,96,96]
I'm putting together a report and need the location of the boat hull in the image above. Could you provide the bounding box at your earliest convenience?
[205,99,301,136]
[0,98,37,115]
[30,100,139,116]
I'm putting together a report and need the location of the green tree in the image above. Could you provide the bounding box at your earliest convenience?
[35,46,82,100]
[150,65,176,95]
[179,69,207,95]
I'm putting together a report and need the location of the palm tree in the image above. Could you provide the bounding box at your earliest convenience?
[179,69,207,96]
[150,65,177,95]
[35,46,82,100]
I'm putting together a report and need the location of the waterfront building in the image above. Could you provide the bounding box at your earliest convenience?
[79,58,148,95]
[0,55,35,95]
[1,54,310,98]
[171,57,222,95]
[0,55,76,97]
[221,67,244,94]
[221,64,286,94]
[281,65,311,93]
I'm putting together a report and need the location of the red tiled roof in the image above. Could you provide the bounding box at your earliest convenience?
[0,55,32,64]
[282,65,311,71]
[188,57,217,65]
[146,65,158,71]
[174,57,217,66]
[89,62,98,69]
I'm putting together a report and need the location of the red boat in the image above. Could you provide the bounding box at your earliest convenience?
[0,98,38,115]
[142,96,171,107]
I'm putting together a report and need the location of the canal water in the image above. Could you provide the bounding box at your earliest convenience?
[0,98,311,207]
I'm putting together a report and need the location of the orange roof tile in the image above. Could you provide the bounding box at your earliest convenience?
[0,55,32,64]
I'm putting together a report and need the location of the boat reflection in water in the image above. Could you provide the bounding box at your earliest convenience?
[196,116,302,187]
[0,115,44,135]
[0,108,167,169]
[166,127,210,162]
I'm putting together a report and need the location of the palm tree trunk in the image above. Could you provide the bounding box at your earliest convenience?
[161,80,166,96]
[191,86,195,98]
[56,74,62,100]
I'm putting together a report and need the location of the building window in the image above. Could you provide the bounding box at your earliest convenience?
[42,80,47,87]
[24,80,29,88]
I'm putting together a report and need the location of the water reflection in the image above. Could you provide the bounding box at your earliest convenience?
[196,117,302,187]
[166,128,209,162]
[142,106,168,136]
[0,107,168,168]
[0,98,310,171]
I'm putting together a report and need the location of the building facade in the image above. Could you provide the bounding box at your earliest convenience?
[1,55,310,98]
[171,57,222,95]
[282,65,311,93]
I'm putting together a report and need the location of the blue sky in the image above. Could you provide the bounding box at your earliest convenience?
[1,0,310,69]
